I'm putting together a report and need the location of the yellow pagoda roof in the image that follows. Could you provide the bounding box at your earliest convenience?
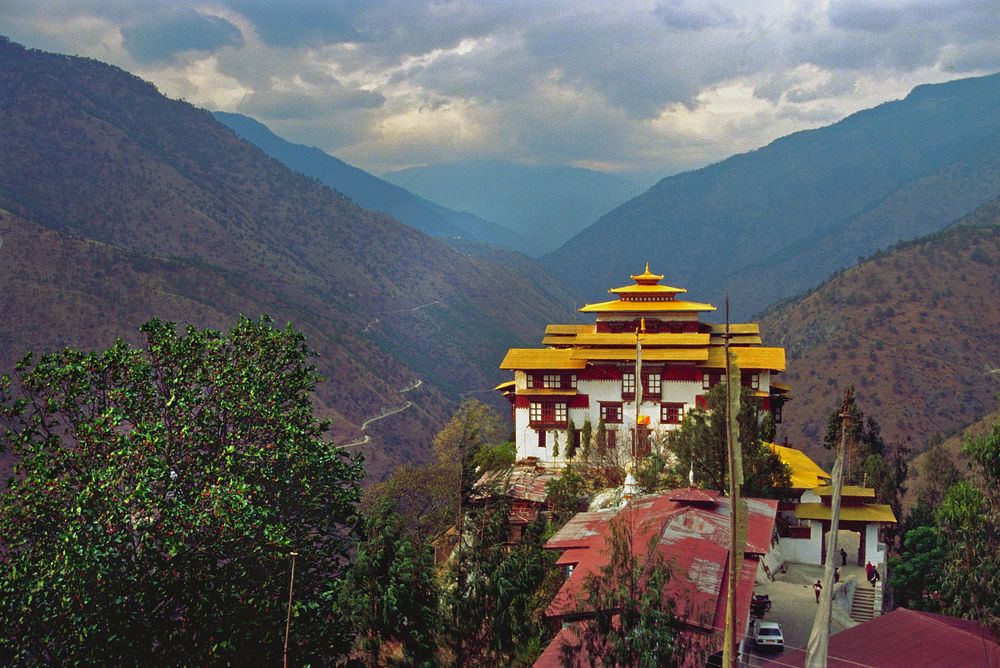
[499,349,586,370]
[795,503,896,523]
[708,323,760,335]
[579,299,716,313]
[702,347,786,371]
[610,283,689,295]
[494,380,516,392]
[570,348,708,362]
[709,333,763,345]
[813,485,876,498]
[631,262,664,282]
[544,332,710,347]
[764,442,830,489]
[544,324,594,335]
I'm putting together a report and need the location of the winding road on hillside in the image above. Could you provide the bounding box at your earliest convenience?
[336,378,422,449]
[362,300,441,333]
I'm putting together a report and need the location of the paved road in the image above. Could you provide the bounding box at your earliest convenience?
[337,379,423,448]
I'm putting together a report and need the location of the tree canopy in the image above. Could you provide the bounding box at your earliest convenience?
[0,317,363,666]
[664,384,790,498]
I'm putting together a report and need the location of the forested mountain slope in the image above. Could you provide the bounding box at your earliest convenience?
[0,37,576,480]
[549,73,1000,318]
[760,216,1000,464]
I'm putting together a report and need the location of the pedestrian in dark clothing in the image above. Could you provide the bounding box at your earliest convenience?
[840,548,847,566]
[814,580,823,603]
[865,561,873,581]
[834,567,840,583]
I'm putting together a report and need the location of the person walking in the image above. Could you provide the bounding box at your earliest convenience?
[814,579,823,603]
[834,567,840,584]
[865,560,873,582]
[840,548,847,566]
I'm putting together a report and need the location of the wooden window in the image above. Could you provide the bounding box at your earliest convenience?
[702,372,724,389]
[643,372,662,397]
[569,374,577,389]
[538,428,546,449]
[529,374,543,389]
[607,429,617,449]
[622,371,635,397]
[530,402,567,426]
[660,402,685,424]
[543,373,562,389]
[600,402,623,423]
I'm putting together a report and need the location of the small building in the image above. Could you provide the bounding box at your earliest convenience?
[498,265,788,464]
[471,463,565,542]
[533,488,778,667]
[765,442,897,568]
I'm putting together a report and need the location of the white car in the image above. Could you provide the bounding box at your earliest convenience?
[751,621,784,651]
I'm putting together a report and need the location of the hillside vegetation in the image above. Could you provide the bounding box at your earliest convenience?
[549,73,1000,318]
[760,218,1000,463]
[0,37,576,479]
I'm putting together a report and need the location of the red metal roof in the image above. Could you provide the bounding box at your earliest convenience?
[758,607,1000,668]
[536,489,778,667]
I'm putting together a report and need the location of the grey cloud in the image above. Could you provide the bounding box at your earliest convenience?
[227,0,370,46]
[654,0,740,31]
[122,8,243,63]
[238,85,384,121]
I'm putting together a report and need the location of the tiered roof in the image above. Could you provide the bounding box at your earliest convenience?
[499,265,785,373]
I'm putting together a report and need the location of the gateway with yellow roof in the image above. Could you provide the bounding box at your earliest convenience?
[498,264,789,463]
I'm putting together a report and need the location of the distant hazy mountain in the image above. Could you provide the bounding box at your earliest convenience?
[547,72,1000,318]
[213,112,531,254]
[382,160,644,256]
[0,36,576,480]
[759,206,1000,463]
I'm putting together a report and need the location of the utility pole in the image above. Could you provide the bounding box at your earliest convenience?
[722,297,743,668]
[805,388,852,667]
[284,551,298,668]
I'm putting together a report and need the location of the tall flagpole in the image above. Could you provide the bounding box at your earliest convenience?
[633,317,644,462]
[723,296,742,668]
[805,388,852,667]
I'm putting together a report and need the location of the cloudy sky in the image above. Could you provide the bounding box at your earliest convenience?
[3,1,999,178]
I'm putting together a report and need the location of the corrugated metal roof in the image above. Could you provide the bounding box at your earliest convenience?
[499,348,587,370]
[541,489,778,663]
[795,503,897,523]
[757,608,1000,668]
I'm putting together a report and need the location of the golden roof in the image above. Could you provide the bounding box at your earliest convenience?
[764,442,830,489]
[709,333,763,345]
[702,347,786,371]
[813,485,876,498]
[519,388,578,396]
[499,349,587,370]
[494,380,516,392]
[544,332,710,347]
[544,324,594,335]
[570,348,708,362]
[610,283,688,295]
[795,503,896,523]
[708,323,760,335]
[579,299,716,313]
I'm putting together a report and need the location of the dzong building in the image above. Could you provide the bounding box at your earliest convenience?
[498,264,789,464]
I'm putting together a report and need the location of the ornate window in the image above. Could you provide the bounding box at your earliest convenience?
[600,402,623,423]
[622,371,635,397]
[643,372,662,397]
[660,402,685,424]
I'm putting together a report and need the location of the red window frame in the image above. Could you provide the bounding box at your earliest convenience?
[600,402,623,424]
[660,402,685,424]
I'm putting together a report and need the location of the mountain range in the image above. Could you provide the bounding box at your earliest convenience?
[0,36,576,480]
[212,112,532,254]
[760,205,1000,465]
[382,159,644,256]
[547,72,1000,319]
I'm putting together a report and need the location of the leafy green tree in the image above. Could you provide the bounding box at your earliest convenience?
[580,418,593,461]
[665,385,791,498]
[473,440,516,474]
[447,498,556,666]
[565,417,578,460]
[545,466,589,530]
[342,488,439,666]
[935,419,1000,634]
[558,515,693,667]
[432,399,505,497]
[888,524,948,611]
[0,317,363,666]
[915,434,961,508]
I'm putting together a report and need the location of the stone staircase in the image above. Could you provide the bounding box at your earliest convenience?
[851,585,875,622]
